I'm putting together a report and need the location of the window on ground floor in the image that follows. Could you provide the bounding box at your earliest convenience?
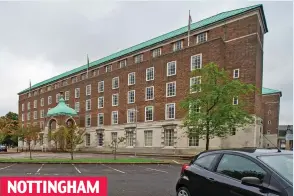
[126,130,134,147]
[97,133,103,146]
[164,129,174,146]
[189,135,199,147]
[85,134,90,146]
[144,130,153,147]
[111,132,117,142]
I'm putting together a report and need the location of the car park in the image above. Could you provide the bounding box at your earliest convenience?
[176,148,293,196]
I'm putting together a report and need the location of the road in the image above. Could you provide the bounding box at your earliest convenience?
[0,163,181,196]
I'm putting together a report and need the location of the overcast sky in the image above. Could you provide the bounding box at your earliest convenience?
[0,0,292,125]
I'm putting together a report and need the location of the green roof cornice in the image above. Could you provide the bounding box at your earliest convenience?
[262,87,282,97]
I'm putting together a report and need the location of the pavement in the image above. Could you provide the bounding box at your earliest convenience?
[0,163,181,196]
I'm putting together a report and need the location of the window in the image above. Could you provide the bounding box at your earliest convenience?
[127,109,136,123]
[111,132,117,141]
[233,69,240,78]
[145,106,154,121]
[81,73,86,80]
[126,130,134,146]
[233,97,238,105]
[194,154,218,170]
[268,120,271,125]
[21,104,24,111]
[85,134,90,146]
[191,54,202,70]
[86,99,91,111]
[86,85,91,96]
[33,111,37,119]
[97,132,103,146]
[128,72,135,85]
[164,129,174,146]
[128,90,135,104]
[216,154,266,181]
[75,88,80,98]
[112,77,119,89]
[268,110,272,115]
[91,70,97,77]
[167,61,176,76]
[21,114,24,121]
[112,94,119,106]
[74,102,80,112]
[267,130,271,134]
[64,91,70,100]
[40,110,44,118]
[152,48,161,58]
[98,113,104,126]
[98,96,104,109]
[112,111,118,124]
[33,100,37,108]
[105,65,112,72]
[40,98,44,107]
[85,115,91,127]
[145,86,154,100]
[120,59,127,68]
[62,80,67,86]
[146,67,154,81]
[134,54,143,63]
[56,94,60,103]
[27,102,30,110]
[173,40,183,51]
[231,128,236,135]
[189,134,199,146]
[196,32,207,44]
[47,85,52,91]
[33,91,38,96]
[165,103,175,119]
[144,130,153,146]
[98,81,104,93]
[55,83,60,89]
[190,76,201,93]
[71,76,77,83]
[48,96,52,105]
[166,81,176,97]
[27,112,30,121]
[28,92,31,98]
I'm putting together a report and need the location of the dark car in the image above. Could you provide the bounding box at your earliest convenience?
[176,148,293,196]
[0,145,7,152]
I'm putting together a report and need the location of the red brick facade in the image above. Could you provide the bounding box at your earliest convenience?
[262,94,281,134]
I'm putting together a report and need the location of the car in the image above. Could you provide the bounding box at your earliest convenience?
[0,145,7,152]
[176,148,293,196]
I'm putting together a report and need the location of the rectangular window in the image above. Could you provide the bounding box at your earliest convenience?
[191,54,202,70]
[145,86,154,101]
[134,54,143,63]
[164,129,174,146]
[75,88,80,98]
[112,94,119,106]
[233,97,238,105]
[167,61,176,76]
[91,70,97,77]
[86,85,91,96]
[126,130,134,146]
[22,104,24,111]
[128,72,136,85]
[127,109,136,123]
[166,81,176,97]
[62,80,67,86]
[144,130,153,146]
[146,67,154,81]
[189,103,201,114]
[86,99,91,111]
[40,88,44,94]
[22,114,24,121]
[47,85,52,91]
[55,83,60,89]
[85,134,90,146]
[98,96,104,109]
[190,76,201,93]
[56,94,60,103]
[106,65,112,72]
[119,59,127,68]
[98,81,104,93]
[48,96,52,105]
[75,102,80,112]
[173,40,183,51]
[98,113,104,126]
[112,111,118,124]
[27,112,30,121]
[97,132,103,146]
[112,77,119,89]
[165,103,175,120]
[33,91,38,96]
[81,73,86,80]
[152,48,161,58]
[145,106,154,121]
[196,32,207,44]
[71,76,77,83]
[33,111,37,119]
[189,134,199,146]
[27,102,30,110]
[233,69,240,78]
[40,98,44,107]
[111,132,117,141]
[85,115,91,127]
[40,110,44,118]
[65,91,70,100]
[33,100,37,108]
[128,90,135,104]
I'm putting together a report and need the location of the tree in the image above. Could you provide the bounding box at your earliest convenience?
[0,112,19,146]
[181,62,256,150]
[108,136,125,160]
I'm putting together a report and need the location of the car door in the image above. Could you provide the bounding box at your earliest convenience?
[212,153,270,196]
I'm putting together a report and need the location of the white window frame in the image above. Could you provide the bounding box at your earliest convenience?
[98,113,104,126]
[27,112,30,121]
[86,99,91,111]
[145,106,154,122]
[119,59,127,68]
[111,111,118,125]
[173,40,183,51]
[98,96,104,109]
[128,72,136,85]
[128,90,135,104]
[40,109,44,118]
[27,102,30,110]
[233,97,238,105]
[85,114,91,127]
[65,91,70,100]
[112,77,119,89]
[233,69,240,79]
[165,103,175,120]
[190,76,201,93]
[86,85,91,96]
[112,94,119,106]
[145,86,154,101]
[33,100,37,108]
[98,81,104,93]
[167,61,176,76]
[127,109,136,123]
[75,88,80,98]
[126,130,134,147]
[166,81,176,97]
[22,104,24,111]
[56,94,60,103]
[75,102,80,112]
[33,111,37,120]
[144,130,153,147]
[85,133,91,146]
[48,96,52,105]
[146,67,154,81]
[106,65,112,72]
[190,54,202,70]
[196,32,207,44]
[21,114,24,121]
[164,129,174,146]
[40,98,44,107]
[134,54,143,63]
[152,48,161,58]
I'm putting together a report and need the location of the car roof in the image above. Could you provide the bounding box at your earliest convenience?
[199,148,293,158]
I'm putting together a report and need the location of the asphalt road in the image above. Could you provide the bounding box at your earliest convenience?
[0,163,181,196]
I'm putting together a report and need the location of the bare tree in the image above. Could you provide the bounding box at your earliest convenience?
[108,137,125,160]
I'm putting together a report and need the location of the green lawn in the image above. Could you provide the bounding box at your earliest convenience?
[0,158,164,163]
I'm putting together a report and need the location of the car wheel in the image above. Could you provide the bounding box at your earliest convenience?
[177,187,191,196]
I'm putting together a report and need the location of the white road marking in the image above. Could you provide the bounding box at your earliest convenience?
[101,164,125,174]
[145,167,168,173]
[72,164,81,174]
[0,164,16,170]
[172,160,180,164]
[36,164,44,173]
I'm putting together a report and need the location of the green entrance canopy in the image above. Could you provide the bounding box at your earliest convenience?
[46,97,78,117]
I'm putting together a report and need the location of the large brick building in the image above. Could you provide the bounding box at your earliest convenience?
[17,4,282,154]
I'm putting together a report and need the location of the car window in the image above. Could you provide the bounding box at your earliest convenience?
[216,154,266,181]
[193,154,218,170]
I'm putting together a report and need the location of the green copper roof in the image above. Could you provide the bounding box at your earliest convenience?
[262,87,282,96]
[46,97,78,117]
[19,4,268,94]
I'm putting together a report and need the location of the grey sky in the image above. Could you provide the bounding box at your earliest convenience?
[0,1,292,124]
